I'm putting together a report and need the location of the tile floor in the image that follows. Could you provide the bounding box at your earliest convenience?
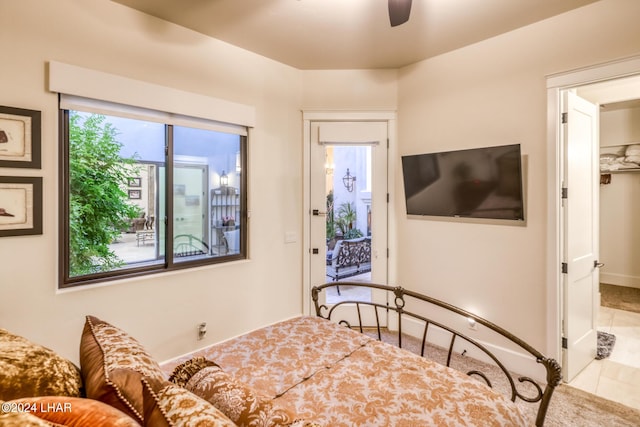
[569,305,640,410]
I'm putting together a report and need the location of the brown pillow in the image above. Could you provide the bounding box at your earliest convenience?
[183,364,298,427]
[142,376,237,427]
[8,396,140,426]
[168,357,219,388]
[79,315,164,424]
[0,328,83,401]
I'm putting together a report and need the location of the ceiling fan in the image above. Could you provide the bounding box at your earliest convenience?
[388,0,412,27]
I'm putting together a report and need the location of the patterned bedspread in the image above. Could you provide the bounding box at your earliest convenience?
[161,316,527,426]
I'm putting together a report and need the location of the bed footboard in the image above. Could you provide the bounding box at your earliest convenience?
[311,282,562,427]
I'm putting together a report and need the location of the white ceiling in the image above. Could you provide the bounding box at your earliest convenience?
[111,0,599,70]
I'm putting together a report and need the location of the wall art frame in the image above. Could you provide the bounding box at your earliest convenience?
[0,176,43,237]
[128,189,141,200]
[128,177,141,187]
[0,106,42,169]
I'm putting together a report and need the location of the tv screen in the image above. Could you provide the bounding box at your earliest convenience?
[401,144,524,221]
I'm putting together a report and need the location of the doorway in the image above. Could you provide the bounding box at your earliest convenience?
[547,55,640,396]
[302,111,396,316]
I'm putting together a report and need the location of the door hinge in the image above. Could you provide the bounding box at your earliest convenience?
[561,187,568,199]
[562,337,568,349]
[387,193,390,203]
[561,262,568,274]
[561,112,568,124]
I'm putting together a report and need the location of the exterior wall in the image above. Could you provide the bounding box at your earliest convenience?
[395,0,640,352]
[0,0,304,364]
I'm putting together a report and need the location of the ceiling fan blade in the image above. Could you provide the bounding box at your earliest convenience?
[388,0,412,27]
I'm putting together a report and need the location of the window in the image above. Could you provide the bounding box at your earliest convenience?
[59,105,247,288]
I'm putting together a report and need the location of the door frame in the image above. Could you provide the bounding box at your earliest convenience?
[546,55,640,366]
[302,110,397,315]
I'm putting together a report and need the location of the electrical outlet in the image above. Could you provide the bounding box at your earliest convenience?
[467,317,477,331]
[198,322,207,340]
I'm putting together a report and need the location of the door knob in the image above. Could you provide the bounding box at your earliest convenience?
[312,209,327,216]
[594,260,605,268]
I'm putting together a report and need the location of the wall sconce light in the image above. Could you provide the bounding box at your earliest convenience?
[342,168,356,192]
[220,170,228,187]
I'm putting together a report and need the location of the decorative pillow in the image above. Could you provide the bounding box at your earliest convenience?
[0,400,51,427]
[8,396,140,426]
[180,363,298,427]
[0,328,83,401]
[168,357,219,388]
[79,315,164,423]
[141,376,237,427]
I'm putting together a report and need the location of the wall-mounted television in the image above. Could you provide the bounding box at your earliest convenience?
[401,144,525,221]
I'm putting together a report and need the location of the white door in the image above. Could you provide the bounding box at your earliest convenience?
[310,121,388,323]
[562,91,600,382]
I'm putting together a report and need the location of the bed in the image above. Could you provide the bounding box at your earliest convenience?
[161,282,561,427]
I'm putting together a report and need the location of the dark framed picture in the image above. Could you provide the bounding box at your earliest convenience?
[0,176,43,237]
[128,189,141,200]
[0,106,41,169]
[128,177,142,187]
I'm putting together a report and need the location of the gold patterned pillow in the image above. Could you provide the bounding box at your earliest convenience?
[142,376,237,427]
[7,396,140,426]
[0,400,51,427]
[0,328,83,401]
[184,365,299,427]
[80,315,164,424]
[168,357,219,388]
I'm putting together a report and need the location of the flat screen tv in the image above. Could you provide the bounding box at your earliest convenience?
[401,144,524,221]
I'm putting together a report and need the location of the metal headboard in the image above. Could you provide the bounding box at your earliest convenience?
[312,282,562,427]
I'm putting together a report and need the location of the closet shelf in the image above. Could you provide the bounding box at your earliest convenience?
[600,142,640,174]
[600,168,640,174]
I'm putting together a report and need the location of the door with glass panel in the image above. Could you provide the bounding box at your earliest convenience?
[173,164,208,257]
[310,121,388,322]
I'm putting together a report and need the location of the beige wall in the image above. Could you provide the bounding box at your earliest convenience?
[0,0,305,364]
[2,0,639,367]
[301,70,398,110]
[395,0,640,351]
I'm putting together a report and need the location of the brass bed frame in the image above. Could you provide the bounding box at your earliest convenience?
[312,282,562,427]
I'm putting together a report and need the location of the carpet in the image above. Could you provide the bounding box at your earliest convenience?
[370,329,640,426]
[601,283,640,313]
[596,330,616,360]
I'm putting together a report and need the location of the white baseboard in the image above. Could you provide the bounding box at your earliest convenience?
[600,273,640,289]
[394,316,549,384]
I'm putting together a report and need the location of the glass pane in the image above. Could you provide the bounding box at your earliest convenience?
[173,126,242,262]
[325,145,372,303]
[68,111,165,278]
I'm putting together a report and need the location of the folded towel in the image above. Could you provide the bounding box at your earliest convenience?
[625,144,640,156]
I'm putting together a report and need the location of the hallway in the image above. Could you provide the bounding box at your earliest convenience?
[569,305,640,410]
